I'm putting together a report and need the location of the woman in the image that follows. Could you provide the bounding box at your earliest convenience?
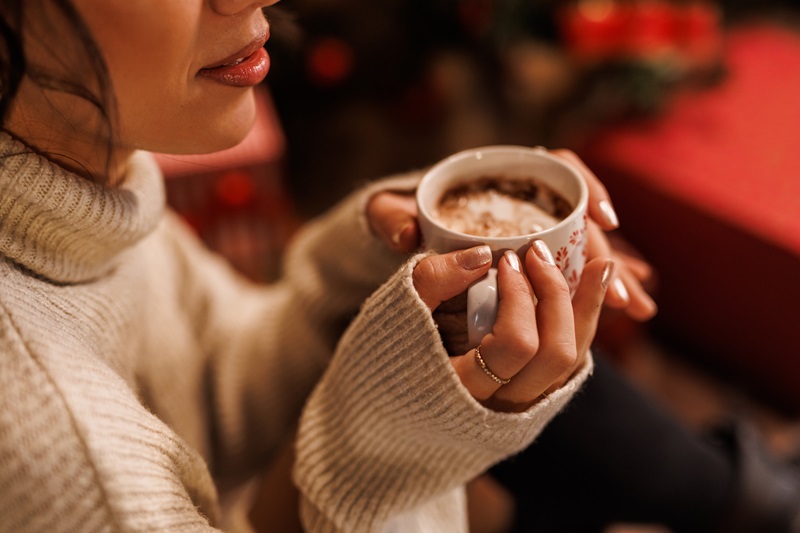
[0,1,636,531]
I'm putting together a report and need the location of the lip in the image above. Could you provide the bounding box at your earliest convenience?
[198,32,270,87]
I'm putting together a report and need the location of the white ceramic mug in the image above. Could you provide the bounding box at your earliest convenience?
[416,146,589,348]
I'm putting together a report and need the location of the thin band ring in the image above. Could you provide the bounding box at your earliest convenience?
[474,345,511,386]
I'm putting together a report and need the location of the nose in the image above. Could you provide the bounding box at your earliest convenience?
[209,0,280,16]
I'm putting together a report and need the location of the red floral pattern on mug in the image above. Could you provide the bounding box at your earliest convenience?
[555,246,570,271]
[568,268,580,287]
[558,215,589,293]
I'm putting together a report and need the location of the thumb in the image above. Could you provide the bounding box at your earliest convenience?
[366,192,420,253]
[413,245,493,311]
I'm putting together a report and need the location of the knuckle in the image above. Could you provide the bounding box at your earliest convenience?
[518,331,541,354]
[502,332,540,366]
[508,273,532,294]
[551,344,578,372]
[504,349,534,370]
[547,275,572,300]
[412,257,439,287]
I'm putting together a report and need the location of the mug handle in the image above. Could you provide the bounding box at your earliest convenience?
[467,268,498,348]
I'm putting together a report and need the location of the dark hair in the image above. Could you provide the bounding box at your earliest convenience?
[0,0,116,179]
[0,1,24,125]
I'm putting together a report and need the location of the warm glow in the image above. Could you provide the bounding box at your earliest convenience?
[577,0,615,22]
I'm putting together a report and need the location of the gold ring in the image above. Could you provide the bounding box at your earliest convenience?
[474,345,511,385]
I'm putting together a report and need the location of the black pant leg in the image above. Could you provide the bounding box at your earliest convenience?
[490,353,733,532]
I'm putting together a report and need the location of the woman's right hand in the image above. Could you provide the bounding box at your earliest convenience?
[413,243,612,413]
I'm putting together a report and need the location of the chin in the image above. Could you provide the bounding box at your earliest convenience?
[211,93,259,149]
[138,93,258,155]
[201,125,253,153]
[186,111,257,154]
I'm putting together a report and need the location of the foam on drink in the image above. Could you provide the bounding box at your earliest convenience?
[434,175,572,238]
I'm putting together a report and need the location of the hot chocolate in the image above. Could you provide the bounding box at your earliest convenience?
[433,175,573,238]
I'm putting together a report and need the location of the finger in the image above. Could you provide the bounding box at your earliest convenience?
[617,265,658,321]
[586,221,626,307]
[490,241,577,410]
[413,245,492,311]
[551,149,619,230]
[452,251,539,401]
[605,240,657,319]
[586,219,613,262]
[586,222,658,318]
[365,192,420,252]
[538,257,613,396]
[615,249,653,281]
[584,218,657,319]
[601,262,658,320]
[570,258,614,365]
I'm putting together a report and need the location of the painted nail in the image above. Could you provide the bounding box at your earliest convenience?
[532,240,556,266]
[598,200,620,228]
[612,277,630,303]
[456,245,492,270]
[601,260,616,289]
[504,250,521,272]
[391,222,413,245]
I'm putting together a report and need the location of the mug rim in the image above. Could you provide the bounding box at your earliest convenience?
[417,145,589,244]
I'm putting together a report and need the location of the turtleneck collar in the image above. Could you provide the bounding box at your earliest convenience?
[0,132,165,283]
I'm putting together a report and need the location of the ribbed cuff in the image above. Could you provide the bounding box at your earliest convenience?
[281,172,424,323]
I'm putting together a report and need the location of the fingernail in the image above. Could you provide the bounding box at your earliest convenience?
[457,245,492,270]
[504,250,521,272]
[391,222,413,245]
[598,200,620,228]
[532,240,556,266]
[613,277,630,303]
[601,260,615,289]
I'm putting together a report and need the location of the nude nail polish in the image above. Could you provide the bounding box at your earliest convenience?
[504,250,521,272]
[598,200,620,228]
[601,260,616,289]
[457,245,492,270]
[613,277,630,303]
[391,222,413,245]
[532,240,556,266]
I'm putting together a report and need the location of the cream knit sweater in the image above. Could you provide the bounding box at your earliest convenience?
[0,133,591,532]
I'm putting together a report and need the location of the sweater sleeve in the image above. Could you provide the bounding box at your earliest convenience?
[293,256,593,533]
[162,173,422,480]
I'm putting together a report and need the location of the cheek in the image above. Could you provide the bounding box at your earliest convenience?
[80,5,257,154]
[110,51,190,138]
[105,33,194,131]
[76,3,207,148]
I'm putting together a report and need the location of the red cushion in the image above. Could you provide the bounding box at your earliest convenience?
[581,24,800,411]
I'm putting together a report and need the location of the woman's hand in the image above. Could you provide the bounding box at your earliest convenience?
[366,149,657,321]
[550,149,658,320]
[365,192,419,253]
[412,243,613,412]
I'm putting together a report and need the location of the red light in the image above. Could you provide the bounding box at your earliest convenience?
[215,171,256,208]
[307,37,354,87]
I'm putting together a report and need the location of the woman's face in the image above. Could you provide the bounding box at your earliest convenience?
[72,0,279,154]
[7,0,278,180]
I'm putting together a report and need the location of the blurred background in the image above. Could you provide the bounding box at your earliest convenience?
[155,1,800,528]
